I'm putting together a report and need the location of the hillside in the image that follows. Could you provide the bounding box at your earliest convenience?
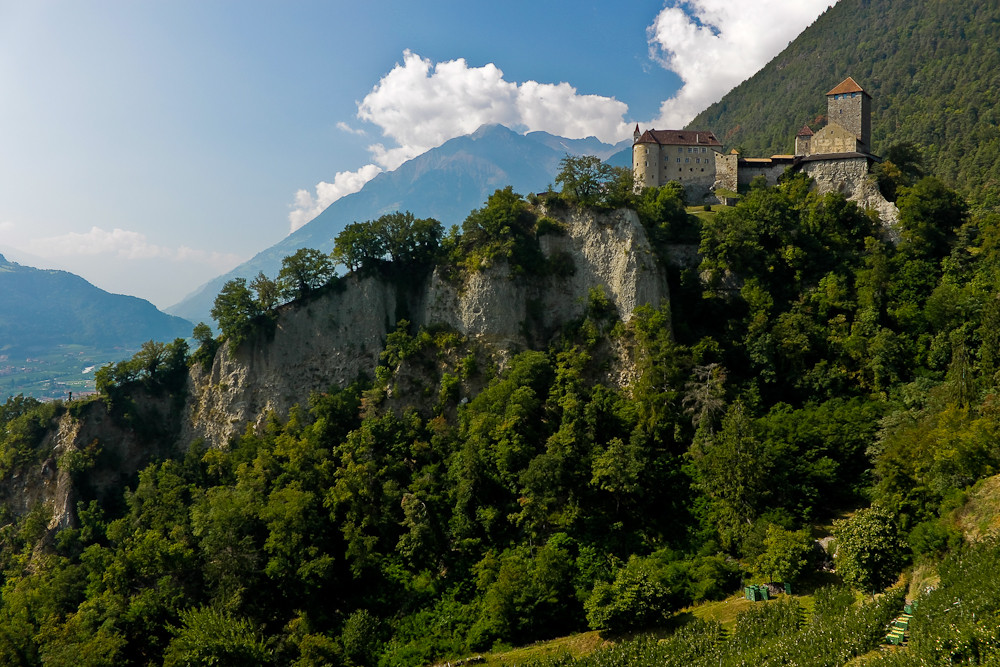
[1,162,999,664]
[0,254,191,353]
[168,125,630,324]
[688,0,1000,207]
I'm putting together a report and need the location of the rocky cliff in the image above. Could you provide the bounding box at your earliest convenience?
[2,203,668,528]
[183,204,668,448]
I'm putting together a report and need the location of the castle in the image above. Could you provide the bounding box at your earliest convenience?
[633,77,880,203]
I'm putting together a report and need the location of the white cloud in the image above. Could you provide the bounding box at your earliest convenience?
[646,0,830,128]
[336,121,366,136]
[288,50,631,233]
[26,226,243,271]
[0,221,14,232]
[358,50,629,167]
[288,163,383,233]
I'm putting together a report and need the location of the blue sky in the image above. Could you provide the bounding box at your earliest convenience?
[0,0,830,309]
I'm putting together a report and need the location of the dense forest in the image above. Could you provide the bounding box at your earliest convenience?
[0,150,998,665]
[689,0,1000,208]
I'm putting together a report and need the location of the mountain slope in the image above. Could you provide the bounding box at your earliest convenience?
[167,125,630,324]
[687,0,1000,206]
[0,254,192,353]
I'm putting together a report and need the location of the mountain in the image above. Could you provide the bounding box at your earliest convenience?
[687,0,1000,207]
[167,125,631,324]
[0,254,192,354]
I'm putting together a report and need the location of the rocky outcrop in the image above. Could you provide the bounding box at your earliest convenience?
[800,157,900,233]
[183,276,400,448]
[184,205,669,448]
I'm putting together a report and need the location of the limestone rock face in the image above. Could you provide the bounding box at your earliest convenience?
[184,205,669,448]
[183,276,399,448]
[801,158,900,232]
[535,205,667,328]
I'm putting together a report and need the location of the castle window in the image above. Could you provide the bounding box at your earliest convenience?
[701,147,707,153]
[695,158,700,163]
[685,158,689,163]
[676,158,681,163]
[678,147,683,153]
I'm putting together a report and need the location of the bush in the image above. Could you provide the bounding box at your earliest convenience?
[584,555,682,633]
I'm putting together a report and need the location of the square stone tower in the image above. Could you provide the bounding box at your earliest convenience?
[826,77,871,151]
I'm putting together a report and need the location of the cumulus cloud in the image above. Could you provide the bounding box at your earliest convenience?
[357,50,629,168]
[288,164,383,233]
[288,50,631,232]
[646,0,830,128]
[26,226,243,270]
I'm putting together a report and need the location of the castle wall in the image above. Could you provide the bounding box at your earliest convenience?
[810,123,861,155]
[738,162,787,188]
[634,141,720,201]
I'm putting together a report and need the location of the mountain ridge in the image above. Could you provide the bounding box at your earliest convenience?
[0,254,192,354]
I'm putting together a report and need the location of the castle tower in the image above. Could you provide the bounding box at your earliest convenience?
[795,125,813,156]
[826,77,871,151]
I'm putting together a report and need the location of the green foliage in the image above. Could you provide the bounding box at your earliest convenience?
[753,524,813,583]
[3,165,998,667]
[190,322,219,371]
[832,505,906,593]
[456,186,541,273]
[95,338,189,402]
[584,554,681,633]
[333,211,443,273]
[211,277,261,351]
[163,606,273,667]
[554,155,622,208]
[277,248,336,301]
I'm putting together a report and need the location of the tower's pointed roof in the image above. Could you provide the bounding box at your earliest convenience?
[796,124,814,136]
[826,77,870,97]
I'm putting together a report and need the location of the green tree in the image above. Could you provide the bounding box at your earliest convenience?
[333,212,443,273]
[832,505,905,594]
[211,277,259,349]
[896,177,968,260]
[162,606,273,667]
[250,271,281,311]
[692,401,770,549]
[754,524,813,583]
[555,155,618,207]
[277,248,335,300]
[191,322,219,370]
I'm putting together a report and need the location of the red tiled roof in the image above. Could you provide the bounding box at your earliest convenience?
[796,125,814,136]
[826,77,869,96]
[635,129,721,147]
